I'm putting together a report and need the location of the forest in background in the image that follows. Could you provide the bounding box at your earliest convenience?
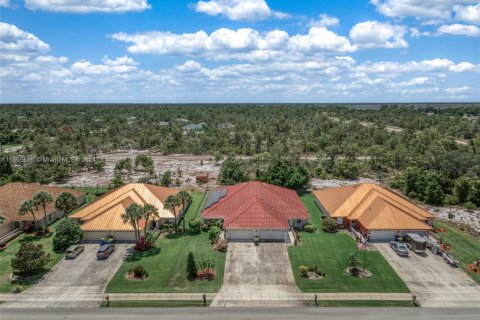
[0,104,479,209]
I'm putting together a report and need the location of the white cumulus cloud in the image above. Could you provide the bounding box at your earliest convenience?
[309,14,340,28]
[370,0,478,21]
[111,26,355,60]
[350,21,408,49]
[193,0,288,22]
[0,22,50,53]
[24,0,150,13]
[454,3,480,24]
[438,23,480,36]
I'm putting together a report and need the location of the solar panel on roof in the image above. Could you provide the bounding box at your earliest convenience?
[204,188,228,208]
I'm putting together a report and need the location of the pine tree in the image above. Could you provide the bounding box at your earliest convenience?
[186,251,197,280]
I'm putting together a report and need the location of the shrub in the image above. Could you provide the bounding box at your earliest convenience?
[135,237,154,252]
[53,218,83,252]
[186,252,197,280]
[347,253,360,276]
[213,239,228,252]
[322,217,338,233]
[444,195,459,206]
[448,212,455,220]
[303,224,316,233]
[208,226,221,242]
[161,223,173,230]
[198,258,216,280]
[189,218,203,233]
[11,242,51,275]
[201,224,209,232]
[129,265,148,278]
[464,202,477,210]
[209,220,223,229]
[299,266,309,277]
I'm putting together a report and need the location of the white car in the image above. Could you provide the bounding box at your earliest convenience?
[65,244,84,259]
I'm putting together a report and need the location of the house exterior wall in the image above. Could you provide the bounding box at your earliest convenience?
[288,219,308,229]
[0,221,16,238]
[82,230,136,242]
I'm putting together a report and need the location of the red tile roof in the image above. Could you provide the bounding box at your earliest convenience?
[201,181,309,229]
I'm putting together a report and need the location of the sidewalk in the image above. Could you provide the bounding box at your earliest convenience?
[0,292,412,308]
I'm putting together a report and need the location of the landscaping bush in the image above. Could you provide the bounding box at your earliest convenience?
[322,217,338,233]
[186,251,197,280]
[134,237,154,252]
[213,239,228,252]
[208,226,221,242]
[299,265,309,277]
[161,223,174,230]
[129,265,149,278]
[11,242,51,275]
[198,258,216,280]
[347,253,360,277]
[444,195,460,206]
[52,218,83,252]
[189,218,203,233]
[201,224,209,232]
[303,224,316,233]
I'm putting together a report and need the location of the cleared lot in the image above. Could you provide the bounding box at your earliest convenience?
[211,243,306,307]
[376,243,480,307]
[2,244,131,308]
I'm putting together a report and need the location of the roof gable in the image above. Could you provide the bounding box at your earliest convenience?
[71,183,180,231]
[313,183,433,231]
[0,182,84,222]
[201,181,308,229]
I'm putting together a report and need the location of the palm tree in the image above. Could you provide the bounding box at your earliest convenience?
[18,200,37,231]
[141,204,159,239]
[122,203,142,241]
[33,191,53,232]
[176,190,191,231]
[164,195,182,233]
[54,192,78,218]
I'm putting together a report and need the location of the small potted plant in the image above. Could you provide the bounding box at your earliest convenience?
[254,235,259,246]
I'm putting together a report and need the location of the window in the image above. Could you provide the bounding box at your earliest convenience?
[297,219,301,223]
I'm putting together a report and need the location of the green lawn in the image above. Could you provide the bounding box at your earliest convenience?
[101,300,210,307]
[308,300,415,307]
[433,220,480,284]
[0,222,64,293]
[106,191,226,293]
[288,193,410,293]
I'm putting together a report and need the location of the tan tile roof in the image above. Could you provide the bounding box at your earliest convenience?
[313,183,433,231]
[0,182,85,222]
[71,183,181,231]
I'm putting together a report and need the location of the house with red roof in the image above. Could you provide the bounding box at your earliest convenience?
[201,181,309,242]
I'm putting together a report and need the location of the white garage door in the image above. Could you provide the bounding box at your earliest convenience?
[82,231,136,242]
[228,229,254,241]
[259,229,285,241]
[369,230,396,242]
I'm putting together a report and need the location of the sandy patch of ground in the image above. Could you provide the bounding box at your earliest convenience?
[424,205,480,232]
[310,178,377,189]
[53,151,222,188]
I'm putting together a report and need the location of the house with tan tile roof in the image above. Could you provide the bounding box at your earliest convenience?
[0,182,85,239]
[313,183,434,242]
[70,183,182,242]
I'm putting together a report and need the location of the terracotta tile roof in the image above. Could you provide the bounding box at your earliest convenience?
[71,183,181,231]
[0,182,84,222]
[201,181,309,229]
[313,183,433,231]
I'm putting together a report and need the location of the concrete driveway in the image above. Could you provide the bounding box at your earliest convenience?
[211,242,306,307]
[376,243,480,307]
[3,244,131,308]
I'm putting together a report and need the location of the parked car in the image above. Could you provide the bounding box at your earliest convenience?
[97,244,115,259]
[65,244,84,259]
[443,252,458,266]
[389,241,409,256]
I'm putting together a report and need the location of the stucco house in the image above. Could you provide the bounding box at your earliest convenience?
[201,181,309,242]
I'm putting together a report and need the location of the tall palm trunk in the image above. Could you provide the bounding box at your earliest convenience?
[42,205,48,231]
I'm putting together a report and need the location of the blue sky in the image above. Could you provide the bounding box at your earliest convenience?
[0,0,479,103]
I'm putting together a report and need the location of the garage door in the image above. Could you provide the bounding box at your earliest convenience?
[259,229,285,241]
[83,231,136,242]
[369,230,396,242]
[228,229,254,241]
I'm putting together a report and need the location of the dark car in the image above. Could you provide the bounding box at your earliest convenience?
[389,241,409,256]
[97,244,115,259]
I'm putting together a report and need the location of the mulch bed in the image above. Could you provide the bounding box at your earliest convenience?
[345,267,372,278]
[125,271,149,281]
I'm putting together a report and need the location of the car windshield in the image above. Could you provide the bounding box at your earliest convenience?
[398,244,407,249]
[66,249,73,253]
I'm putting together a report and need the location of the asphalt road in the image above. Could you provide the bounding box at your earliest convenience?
[1,307,479,320]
